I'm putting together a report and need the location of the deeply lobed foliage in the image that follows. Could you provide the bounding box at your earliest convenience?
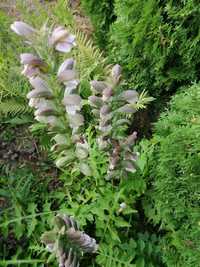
[143,83,200,266]
[0,11,31,118]
[107,0,200,97]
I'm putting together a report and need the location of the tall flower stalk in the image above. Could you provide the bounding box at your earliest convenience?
[89,65,140,179]
[10,20,152,266]
[11,21,91,175]
[41,214,98,267]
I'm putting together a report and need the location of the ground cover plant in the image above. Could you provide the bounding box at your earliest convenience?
[0,0,200,266]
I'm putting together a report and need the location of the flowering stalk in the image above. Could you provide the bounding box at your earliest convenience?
[11,21,91,176]
[89,65,139,179]
[41,214,98,267]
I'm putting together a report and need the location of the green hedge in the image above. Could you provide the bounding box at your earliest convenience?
[81,0,115,48]
[143,83,200,266]
[108,0,200,97]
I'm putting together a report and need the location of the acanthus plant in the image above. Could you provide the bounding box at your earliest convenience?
[10,20,152,266]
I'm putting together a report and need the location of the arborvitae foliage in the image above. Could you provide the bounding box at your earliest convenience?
[143,83,200,266]
[108,0,200,97]
[81,0,115,48]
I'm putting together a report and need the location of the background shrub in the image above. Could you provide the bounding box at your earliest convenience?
[107,0,200,97]
[143,83,200,266]
[81,0,115,48]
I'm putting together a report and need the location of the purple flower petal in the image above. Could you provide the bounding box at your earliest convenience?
[10,21,36,37]
[58,70,77,82]
[63,94,82,106]
[55,42,73,53]
[57,58,75,76]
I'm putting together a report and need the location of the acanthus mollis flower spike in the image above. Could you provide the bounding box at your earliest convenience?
[49,26,76,53]
[111,64,122,85]
[10,21,36,38]
[41,214,97,267]
[20,53,48,78]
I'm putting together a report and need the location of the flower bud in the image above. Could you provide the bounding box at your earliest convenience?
[49,26,76,53]
[68,113,84,129]
[10,21,36,38]
[117,104,136,114]
[90,80,108,94]
[120,202,127,210]
[20,53,48,78]
[28,98,53,109]
[34,100,56,116]
[27,88,53,99]
[100,105,110,116]
[64,80,80,95]
[22,65,40,78]
[58,70,77,83]
[102,87,113,101]
[57,58,75,76]
[118,202,127,213]
[29,76,50,91]
[120,90,138,104]
[63,94,82,115]
[111,64,122,84]
[20,53,39,65]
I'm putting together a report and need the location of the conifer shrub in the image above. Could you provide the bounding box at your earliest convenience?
[143,83,200,266]
[108,0,200,97]
[81,0,115,48]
